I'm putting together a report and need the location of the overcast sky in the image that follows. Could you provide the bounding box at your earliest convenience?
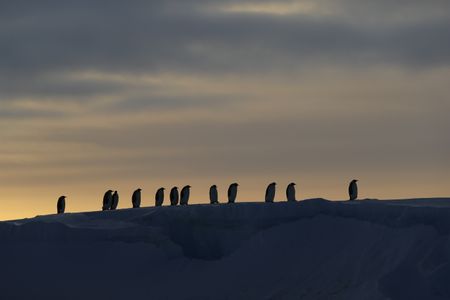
[1,0,449,220]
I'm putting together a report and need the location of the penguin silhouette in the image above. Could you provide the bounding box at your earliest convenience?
[227,183,238,203]
[265,182,276,203]
[111,191,119,210]
[209,185,219,204]
[348,180,358,201]
[170,187,179,206]
[102,190,113,211]
[155,188,165,207]
[180,185,191,205]
[286,183,296,202]
[57,196,66,214]
[132,188,142,208]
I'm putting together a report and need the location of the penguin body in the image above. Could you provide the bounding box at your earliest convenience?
[170,187,179,206]
[180,185,191,205]
[348,180,358,201]
[209,185,219,204]
[155,188,165,207]
[227,183,238,204]
[57,196,66,214]
[286,183,296,202]
[111,191,119,210]
[103,190,113,211]
[132,188,142,208]
[265,182,276,203]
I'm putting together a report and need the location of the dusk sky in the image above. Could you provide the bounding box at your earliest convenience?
[1,0,449,220]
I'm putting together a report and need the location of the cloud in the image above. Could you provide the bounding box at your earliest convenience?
[0,1,449,218]
[1,0,449,80]
[1,0,449,110]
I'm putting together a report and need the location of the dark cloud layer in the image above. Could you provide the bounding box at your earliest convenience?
[1,0,449,78]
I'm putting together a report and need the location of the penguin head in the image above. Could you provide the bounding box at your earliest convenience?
[211,185,217,188]
[231,183,239,187]
[136,188,142,192]
[173,186,178,190]
[352,179,358,183]
[185,185,191,189]
[60,196,66,199]
[271,182,277,186]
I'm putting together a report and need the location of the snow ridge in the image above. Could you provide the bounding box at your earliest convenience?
[1,198,450,300]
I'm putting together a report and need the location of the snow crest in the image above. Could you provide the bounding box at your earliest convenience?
[1,198,450,299]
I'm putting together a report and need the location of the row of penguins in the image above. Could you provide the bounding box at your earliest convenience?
[56,179,359,214]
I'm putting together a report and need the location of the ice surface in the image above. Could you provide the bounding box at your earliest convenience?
[1,198,450,299]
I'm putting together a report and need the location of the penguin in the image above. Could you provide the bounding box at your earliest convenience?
[286,183,296,202]
[155,188,165,207]
[111,191,119,210]
[102,190,113,211]
[180,185,191,205]
[57,196,66,214]
[132,188,142,208]
[227,183,238,204]
[348,179,358,201]
[265,182,276,203]
[170,187,179,206]
[209,185,219,204]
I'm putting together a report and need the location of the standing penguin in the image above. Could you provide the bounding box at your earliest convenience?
[180,185,191,205]
[132,188,142,208]
[227,183,239,204]
[286,183,296,202]
[111,191,119,210]
[102,190,113,211]
[170,187,179,206]
[155,188,165,207]
[57,196,66,214]
[348,179,358,201]
[209,185,219,204]
[265,182,276,203]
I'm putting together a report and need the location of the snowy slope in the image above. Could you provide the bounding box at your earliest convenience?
[1,198,450,300]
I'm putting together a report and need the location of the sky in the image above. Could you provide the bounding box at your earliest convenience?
[1,0,449,220]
